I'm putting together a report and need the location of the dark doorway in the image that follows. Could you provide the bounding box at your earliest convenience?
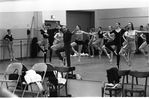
[66,11,95,42]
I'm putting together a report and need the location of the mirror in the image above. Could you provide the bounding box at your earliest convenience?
[0,5,149,82]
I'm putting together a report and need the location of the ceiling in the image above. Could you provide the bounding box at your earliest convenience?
[0,0,148,12]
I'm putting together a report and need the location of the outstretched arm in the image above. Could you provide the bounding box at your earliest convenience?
[136,30,149,33]
[83,31,94,35]
[122,33,127,41]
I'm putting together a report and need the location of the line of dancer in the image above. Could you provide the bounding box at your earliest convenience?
[84,22,149,70]
[36,22,149,70]
[102,22,149,70]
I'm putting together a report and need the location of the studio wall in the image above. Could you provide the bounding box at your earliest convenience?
[95,7,149,30]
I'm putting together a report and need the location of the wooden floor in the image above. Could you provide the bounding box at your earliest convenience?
[0,54,149,82]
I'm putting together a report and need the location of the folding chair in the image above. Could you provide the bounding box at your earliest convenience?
[22,63,47,97]
[0,62,23,94]
[54,66,75,97]
[124,71,149,97]
[45,63,58,97]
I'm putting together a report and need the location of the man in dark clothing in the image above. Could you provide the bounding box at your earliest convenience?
[55,25,74,67]
[47,24,59,62]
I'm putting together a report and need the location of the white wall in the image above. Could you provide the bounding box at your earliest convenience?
[95,7,149,30]
[0,7,148,60]
[0,12,34,60]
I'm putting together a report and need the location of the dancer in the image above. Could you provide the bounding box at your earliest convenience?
[35,23,49,63]
[119,23,135,70]
[104,23,125,68]
[51,25,64,51]
[92,27,104,58]
[47,22,59,62]
[51,25,66,66]
[71,25,92,62]
[4,29,18,61]
[55,25,73,67]
[102,26,115,62]
[119,22,149,70]
[87,28,95,57]
[139,23,149,64]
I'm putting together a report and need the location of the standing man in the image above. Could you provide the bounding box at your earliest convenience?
[47,22,59,62]
[55,25,73,67]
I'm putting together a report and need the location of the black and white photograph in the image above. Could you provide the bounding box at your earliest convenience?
[0,0,149,97]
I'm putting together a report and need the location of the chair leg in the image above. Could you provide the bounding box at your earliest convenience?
[65,84,68,96]
[57,85,60,97]
[30,85,34,97]
[101,87,104,97]
[109,91,112,97]
[115,90,117,97]
[21,85,27,97]
[130,92,133,97]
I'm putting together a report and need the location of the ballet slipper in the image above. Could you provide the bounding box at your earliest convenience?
[128,66,132,70]
[126,60,131,67]
[78,58,81,62]
[97,47,101,51]
[107,54,111,59]
[10,58,13,61]
[109,58,113,64]
[13,58,18,61]
[91,55,94,58]
[98,55,101,59]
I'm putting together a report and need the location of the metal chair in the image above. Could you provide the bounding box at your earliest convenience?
[0,62,23,94]
[124,71,149,97]
[45,63,57,97]
[22,63,47,97]
[54,66,75,97]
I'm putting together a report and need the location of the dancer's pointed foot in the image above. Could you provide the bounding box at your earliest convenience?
[91,55,94,58]
[13,58,18,61]
[98,55,101,59]
[97,47,101,51]
[109,58,113,64]
[10,59,13,61]
[126,60,131,67]
[107,54,111,59]
[128,66,132,70]
[78,59,81,62]
[114,50,118,55]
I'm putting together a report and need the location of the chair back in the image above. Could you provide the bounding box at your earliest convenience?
[32,63,47,73]
[5,62,23,75]
[46,63,55,72]
[129,71,149,78]
[32,63,47,80]
[55,67,71,78]
[118,70,130,77]
[129,71,149,96]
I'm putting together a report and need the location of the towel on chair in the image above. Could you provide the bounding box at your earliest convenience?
[24,69,44,92]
